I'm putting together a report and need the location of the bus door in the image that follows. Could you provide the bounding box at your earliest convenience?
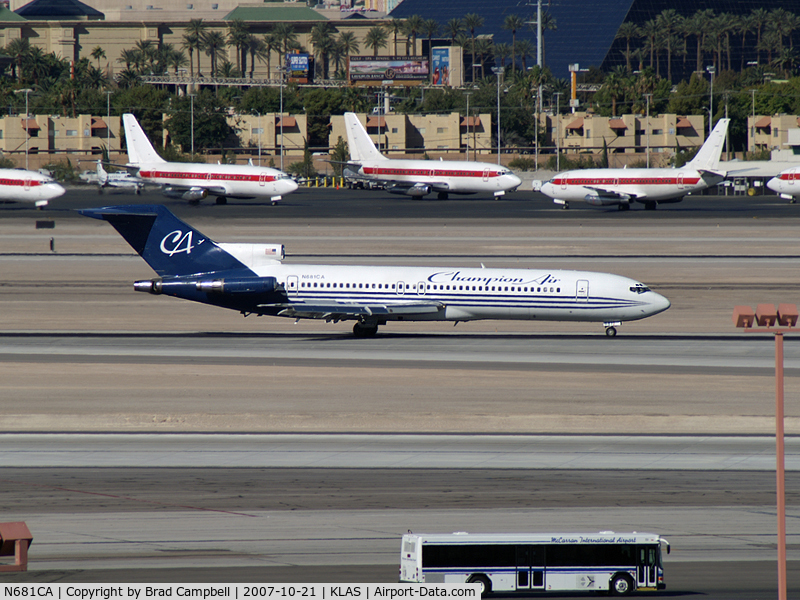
[637,545,658,588]
[515,546,544,590]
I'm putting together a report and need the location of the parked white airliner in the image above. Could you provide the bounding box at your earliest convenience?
[344,112,522,199]
[80,205,670,337]
[122,113,298,205]
[767,166,800,202]
[540,119,730,210]
[0,168,65,207]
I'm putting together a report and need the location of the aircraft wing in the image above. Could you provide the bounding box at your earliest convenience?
[263,299,444,322]
[583,185,641,199]
[697,169,727,179]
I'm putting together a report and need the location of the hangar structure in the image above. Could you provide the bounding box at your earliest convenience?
[390,0,800,81]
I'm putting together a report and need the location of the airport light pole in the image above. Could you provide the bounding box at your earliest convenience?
[279,66,285,172]
[105,90,112,160]
[553,92,561,172]
[706,65,716,137]
[750,89,757,153]
[644,93,652,168]
[464,92,471,160]
[492,66,502,165]
[14,88,32,171]
[188,93,195,157]
[252,109,262,166]
[732,303,799,600]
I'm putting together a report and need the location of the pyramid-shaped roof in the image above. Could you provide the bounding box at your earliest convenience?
[0,4,25,21]
[16,0,104,20]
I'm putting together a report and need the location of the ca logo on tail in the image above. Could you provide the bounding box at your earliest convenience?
[160,230,205,256]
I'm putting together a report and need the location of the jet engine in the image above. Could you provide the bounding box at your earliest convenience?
[389,183,431,197]
[162,186,208,202]
[195,276,278,295]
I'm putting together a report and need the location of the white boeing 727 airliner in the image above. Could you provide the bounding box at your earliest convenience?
[122,113,298,205]
[80,205,670,337]
[0,168,65,207]
[344,112,522,199]
[540,118,730,210]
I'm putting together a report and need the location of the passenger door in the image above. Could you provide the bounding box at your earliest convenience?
[576,279,589,302]
[637,545,658,588]
[515,546,544,590]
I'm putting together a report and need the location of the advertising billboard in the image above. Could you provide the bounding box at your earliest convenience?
[348,55,429,85]
[431,48,450,86]
[286,53,310,83]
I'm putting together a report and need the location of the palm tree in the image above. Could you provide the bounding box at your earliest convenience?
[474,37,492,79]
[226,19,250,75]
[90,46,106,70]
[202,30,226,76]
[6,37,30,83]
[263,32,279,79]
[463,13,484,82]
[737,14,755,70]
[421,18,438,74]
[184,19,207,77]
[247,35,268,79]
[445,18,464,45]
[403,14,424,55]
[162,44,188,76]
[502,14,524,73]
[656,9,680,82]
[117,47,138,71]
[751,8,769,65]
[272,23,298,77]
[515,38,533,72]
[603,65,629,116]
[689,9,714,74]
[365,26,388,57]
[615,22,640,72]
[338,31,360,58]
[492,42,511,71]
[310,22,336,80]
[385,19,404,55]
[181,32,198,77]
[639,19,659,70]
[772,47,797,78]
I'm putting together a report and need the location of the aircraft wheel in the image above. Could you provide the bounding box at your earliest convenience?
[271,200,278,206]
[561,202,569,210]
[135,188,141,195]
[216,196,227,205]
[353,323,378,338]
[605,326,617,337]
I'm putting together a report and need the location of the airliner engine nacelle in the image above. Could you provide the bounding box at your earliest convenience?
[403,183,431,197]
[584,194,622,207]
[162,186,208,201]
[195,277,278,295]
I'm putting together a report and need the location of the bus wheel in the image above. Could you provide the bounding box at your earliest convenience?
[611,574,633,595]
[467,575,491,595]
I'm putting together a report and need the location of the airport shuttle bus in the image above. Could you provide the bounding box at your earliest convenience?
[399,532,670,595]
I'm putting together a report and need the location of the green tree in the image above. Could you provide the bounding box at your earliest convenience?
[168,90,231,152]
[90,46,106,71]
[502,14,524,73]
[403,14,424,56]
[385,19,404,55]
[184,19,207,76]
[202,30,226,77]
[310,22,336,80]
[615,22,640,72]
[226,19,250,75]
[365,26,388,57]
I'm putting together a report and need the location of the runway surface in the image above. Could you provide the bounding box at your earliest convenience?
[2,186,800,596]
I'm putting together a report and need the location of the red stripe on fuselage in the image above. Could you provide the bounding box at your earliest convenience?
[553,177,701,186]
[138,171,277,183]
[0,178,42,187]
[362,167,500,178]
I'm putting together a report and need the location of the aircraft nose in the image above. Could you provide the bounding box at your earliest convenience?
[48,183,66,198]
[651,292,671,315]
[767,177,780,192]
[508,173,522,189]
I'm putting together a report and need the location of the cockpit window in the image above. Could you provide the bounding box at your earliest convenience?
[630,284,650,294]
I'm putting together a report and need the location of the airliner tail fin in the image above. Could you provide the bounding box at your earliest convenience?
[686,118,730,172]
[123,113,166,166]
[344,112,387,163]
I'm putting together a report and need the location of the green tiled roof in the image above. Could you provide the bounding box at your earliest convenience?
[0,6,26,21]
[224,6,327,21]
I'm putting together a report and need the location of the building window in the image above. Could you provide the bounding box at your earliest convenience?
[66,130,78,137]
[187,3,193,7]
[212,3,218,8]
[437,127,447,134]
[391,127,398,133]
[418,127,425,134]
[652,129,662,135]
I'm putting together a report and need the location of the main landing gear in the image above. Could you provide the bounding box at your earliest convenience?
[604,321,621,337]
[353,322,379,338]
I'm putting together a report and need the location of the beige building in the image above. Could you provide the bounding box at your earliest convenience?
[232,112,308,159]
[545,112,706,167]
[329,112,493,157]
[0,114,122,166]
[749,114,800,154]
